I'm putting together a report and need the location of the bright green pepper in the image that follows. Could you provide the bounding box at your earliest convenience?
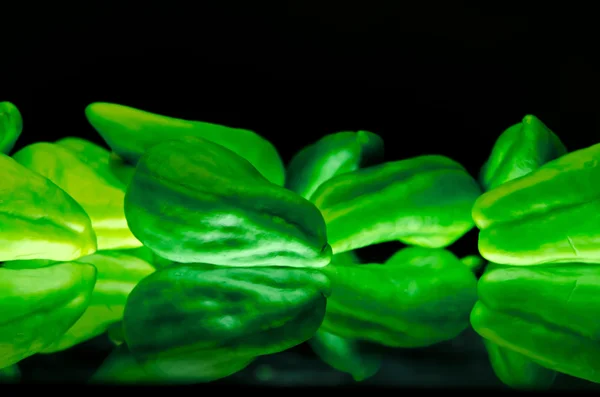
[473,143,600,266]
[85,102,285,185]
[479,115,566,191]
[42,251,155,352]
[56,137,133,190]
[475,114,564,389]
[311,155,482,254]
[123,264,330,383]
[0,153,96,262]
[124,137,332,268]
[286,131,384,200]
[471,263,600,384]
[13,142,142,251]
[3,249,156,351]
[320,247,478,347]
[0,263,96,368]
[0,102,22,155]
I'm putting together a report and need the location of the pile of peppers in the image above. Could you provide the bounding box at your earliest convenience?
[1,100,599,388]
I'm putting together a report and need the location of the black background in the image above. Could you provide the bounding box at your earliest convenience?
[3,2,600,388]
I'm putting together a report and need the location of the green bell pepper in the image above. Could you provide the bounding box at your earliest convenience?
[308,251,381,382]
[0,101,22,155]
[13,142,142,251]
[0,153,96,262]
[55,137,133,190]
[310,155,481,254]
[90,344,160,384]
[320,246,478,347]
[286,131,384,200]
[309,329,381,382]
[479,115,566,191]
[473,142,600,266]
[3,249,156,351]
[471,263,600,384]
[41,251,155,352]
[482,338,557,389]
[475,114,565,389]
[0,263,96,368]
[85,102,285,185]
[122,264,330,383]
[124,137,332,268]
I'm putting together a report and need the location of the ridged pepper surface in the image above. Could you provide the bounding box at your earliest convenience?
[319,247,478,347]
[471,263,600,384]
[122,264,331,383]
[85,102,285,185]
[12,142,141,251]
[473,142,600,265]
[474,115,565,389]
[286,131,384,200]
[479,115,566,191]
[310,155,482,254]
[0,263,96,368]
[0,153,96,262]
[124,137,332,268]
[56,137,134,190]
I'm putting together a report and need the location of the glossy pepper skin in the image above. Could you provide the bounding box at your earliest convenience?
[85,102,285,185]
[0,153,97,262]
[42,251,155,352]
[471,263,600,384]
[122,264,331,383]
[0,263,97,368]
[473,142,600,266]
[479,115,566,192]
[55,137,134,191]
[311,155,482,254]
[124,137,332,268]
[12,143,141,251]
[475,114,564,389]
[0,102,22,155]
[482,339,556,389]
[286,131,384,200]
[320,247,478,347]
[308,251,381,382]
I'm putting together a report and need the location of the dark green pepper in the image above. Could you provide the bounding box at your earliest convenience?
[123,264,331,383]
[311,155,481,254]
[0,364,20,383]
[286,131,384,200]
[124,137,332,268]
[85,102,285,185]
[0,101,22,155]
[55,137,133,191]
[320,247,478,347]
